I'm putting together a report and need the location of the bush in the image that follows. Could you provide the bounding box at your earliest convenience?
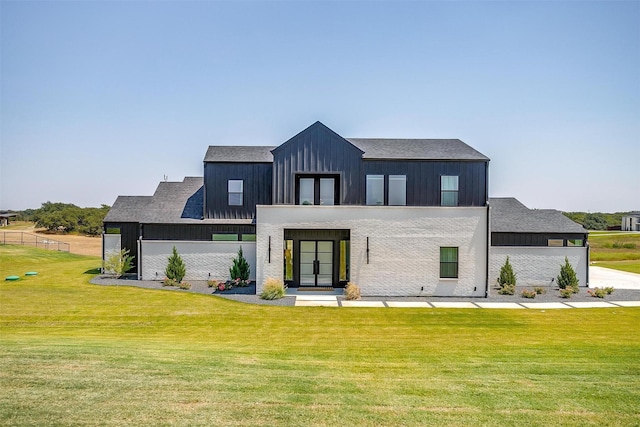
[162,277,178,287]
[260,277,286,300]
[588,287,615,298]
[178,281,191,290]
[557,257,579,293]
[165,246,186,283]
[534,287,546,295]
[102,248,134,278]
[604,286,615,295]
[497,256,517,288]
[344,282,361,300]
[559,288,574,299]
[521,289,536,299]
[497,284,515,295]
[229,247,250,281]
[207,279,220,288]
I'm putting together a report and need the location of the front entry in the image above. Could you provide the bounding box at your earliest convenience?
[300,241,333,286]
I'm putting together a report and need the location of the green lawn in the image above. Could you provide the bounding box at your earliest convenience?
[589,232,640,274]
[1,246,639,426]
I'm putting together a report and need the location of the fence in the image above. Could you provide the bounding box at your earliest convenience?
[0,232,70,252]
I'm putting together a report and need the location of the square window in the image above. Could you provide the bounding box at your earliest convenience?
[388,175,407,206]
[440,247,459,278]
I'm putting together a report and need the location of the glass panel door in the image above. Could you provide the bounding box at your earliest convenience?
[319,178,335,205]
[299,241,316,285]
[316,241,333,285]
[299,240,334,286]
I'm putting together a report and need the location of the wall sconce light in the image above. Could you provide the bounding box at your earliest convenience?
[366,237,370,264]
[268,236,271,263]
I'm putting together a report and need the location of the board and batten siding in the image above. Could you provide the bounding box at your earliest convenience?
[363,160,488,207]
[204,162,272,220]
[142,224,256,241]
[271,122,364,205]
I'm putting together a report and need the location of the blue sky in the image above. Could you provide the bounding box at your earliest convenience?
[1,0,638,212]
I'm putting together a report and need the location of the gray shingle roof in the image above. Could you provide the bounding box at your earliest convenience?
[204,146,275,162]
[346,138,490,161]
[490,197,586,234]
[105,177,254,224]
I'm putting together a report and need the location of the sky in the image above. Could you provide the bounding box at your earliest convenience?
[1,0,638,213]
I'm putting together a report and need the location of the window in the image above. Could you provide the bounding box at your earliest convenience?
[567,239,583,247]
[297,176,338,205]
[319,178,335,205]
[213,234,239,241]
[548,239,564,247]
[241,234,256,241]
[441,176,459,206]
[339,240,350,281]
[228,180,243,206]
[106,227,121,234]
[440,247,459,278]
[366,175,384,205]
[283,240,293,281]
[388,175,407,206]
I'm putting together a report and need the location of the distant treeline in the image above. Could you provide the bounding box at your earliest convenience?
[562,212,628,230]
[14,202,110,235]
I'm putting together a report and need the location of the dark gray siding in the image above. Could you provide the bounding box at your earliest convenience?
[491,232,588,246]
[204,162,272,219]
[363,160,488,206]
[142,224,255,240]
[272,122,364,205]
[104,222,140,273]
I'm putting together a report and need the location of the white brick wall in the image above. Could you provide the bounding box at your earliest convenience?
[489,247,588,288]
[139,241,256,282]
[256,205,488,297]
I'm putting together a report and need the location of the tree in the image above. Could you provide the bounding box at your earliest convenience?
[557,257,579,293]
[165,246,186,283]
[497,256,517,287]
[103,249,134,278]
[229,247,250,281]
[583,213,608,231]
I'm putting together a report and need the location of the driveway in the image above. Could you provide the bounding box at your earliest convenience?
[590,266,640,290]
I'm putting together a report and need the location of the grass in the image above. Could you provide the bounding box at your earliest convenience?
[1,245,640,426]
[588,232,640,274]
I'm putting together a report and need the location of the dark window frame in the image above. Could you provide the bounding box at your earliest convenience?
[440,247,459,279]
[295,174,340,206]
[228,179,244,206]
[441,175,459,207]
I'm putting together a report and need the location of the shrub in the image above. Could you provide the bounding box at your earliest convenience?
[534,287,546,295]
[604,286,615,295]
[165,246,186,283]
[521,289,536,299]
[207,279,220,288]
[557,257,579,293]
[344,282,361,300]
[497,284,515,295]
[260,277,286,300]
[178,281,191,290]
[497,256,517,288]
[229,247,250,281]
[559,288,573,299]
[162,277,178,287]
[588,288,606,298]
[102,249,134,278]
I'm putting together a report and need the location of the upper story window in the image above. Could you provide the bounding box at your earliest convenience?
[366,175,384,205]
[228,180,243,206]
[297,175,338,205]
[441,176,459,206]
[388,175,407,206]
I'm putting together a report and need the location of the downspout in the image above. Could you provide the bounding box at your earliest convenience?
[101,230,105,273]
[485,202,490,298]
[586,235,590,287]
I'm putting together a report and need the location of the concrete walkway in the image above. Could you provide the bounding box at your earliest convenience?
[589,266,640,290]
[294,294,640,308]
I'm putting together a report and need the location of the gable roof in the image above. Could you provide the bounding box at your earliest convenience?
[490,197,586,234]
[271,121,364,156]
[204,146,275,163]
[346,138,489,161]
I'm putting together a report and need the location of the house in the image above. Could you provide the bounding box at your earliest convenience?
[103,121,588,296]
[0,212,18,227]
[622,212,640,231]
